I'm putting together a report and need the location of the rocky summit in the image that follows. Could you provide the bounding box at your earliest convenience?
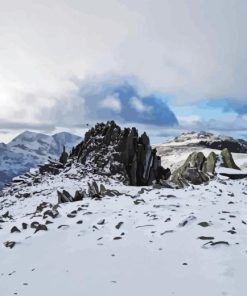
[70,121,171,186]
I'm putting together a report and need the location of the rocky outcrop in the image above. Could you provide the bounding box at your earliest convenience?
[171,152,209,187]
[57,190,85,204]
[59,146,68,165]
[39,160,64,175]
[88,181,122,198]
[202,152,218,174]
[71,121,170,186]
[172,148,242,187]
[221,148,240,170]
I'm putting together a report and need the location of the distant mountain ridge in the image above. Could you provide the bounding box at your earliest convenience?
[156,131,247,173]
[0,131,82,189]
[170,131,247,153]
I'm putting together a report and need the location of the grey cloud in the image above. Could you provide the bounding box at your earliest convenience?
[0,0,247,119]
[40,76,178,127]
[0,120,55,132]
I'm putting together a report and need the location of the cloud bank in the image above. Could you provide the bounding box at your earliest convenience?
[44,77,178,127]
[1,0,247,141]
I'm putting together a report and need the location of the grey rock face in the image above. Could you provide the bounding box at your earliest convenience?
[221,148,240,170]
[71,121,170,186]
[59,146,69,165]
[171,152,209,187]
[57,190,85,204]
[202,152,218,174]
[172,148,242,187]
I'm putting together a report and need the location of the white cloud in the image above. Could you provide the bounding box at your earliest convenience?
[100,95,122,113]
[0,0,247,133]
[177,115,201,125]
[130,97,152,113]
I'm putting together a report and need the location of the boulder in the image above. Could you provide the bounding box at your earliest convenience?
[87,181,122,198]
[10,226,21,233]
[4,241,16,249]
[57,190,73,203]
[171,152,209,187]
[34,224,48,233]
[43,209,59,219]
[57,189,85,204]
[221,148,240,170]
[203,152,218,174]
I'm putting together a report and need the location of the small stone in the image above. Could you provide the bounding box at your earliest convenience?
[97,219,105,225]
[34,224,48,233]
[198,222,210,227]
[30,221,40,229]
[10,226,21,233]
[115,222,124,229]
[22,223,28,230]
[4,241,16,249]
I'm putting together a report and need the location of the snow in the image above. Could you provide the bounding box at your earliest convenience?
[1,131,247,296]
[1,162,247,296]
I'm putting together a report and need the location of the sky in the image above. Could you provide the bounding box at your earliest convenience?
[1,0,247,143]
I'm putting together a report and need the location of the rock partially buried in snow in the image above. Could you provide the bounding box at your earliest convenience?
[10,226,21,233]
[4,241,16,249]
[34,224,48,233]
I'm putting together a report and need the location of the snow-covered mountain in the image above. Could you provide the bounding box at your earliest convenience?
[155,131,247,173]
[0,131,82,189]
[170,131,247,152]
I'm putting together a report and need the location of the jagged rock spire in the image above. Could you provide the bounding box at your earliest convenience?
[71,121,170,186]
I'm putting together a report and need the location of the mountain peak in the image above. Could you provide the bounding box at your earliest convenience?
[0,131,82,189]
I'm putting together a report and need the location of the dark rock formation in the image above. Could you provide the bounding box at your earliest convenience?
[88,181,122,198]
[39,160,64,175]
[71,121,170,186]
[4,241,16,249]
[10,226,21,233]
[43,209,59,219]
[202,152,218,174]
[59,146,68,165]
[34,224,48,233]
[171,152,209,187]
[199,139,247,153]
[57,189,85,204]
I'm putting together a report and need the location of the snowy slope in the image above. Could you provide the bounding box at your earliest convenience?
[0,162,247,296]
[0,131,82,189]
[1,130,247,296]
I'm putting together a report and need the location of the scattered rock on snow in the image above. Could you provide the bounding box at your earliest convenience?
[10,226,21,233]
[4,241,16,249]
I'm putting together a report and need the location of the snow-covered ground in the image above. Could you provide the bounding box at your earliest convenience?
[1,161,247,296]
